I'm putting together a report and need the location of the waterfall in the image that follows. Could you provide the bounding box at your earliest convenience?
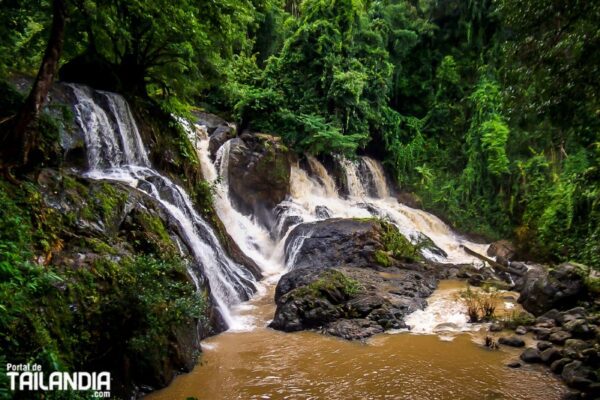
[281,155,488,265]
[68,84,257,329]
[187,116,490,331]
[338,157,368,198]
[306,155,337,197]
[362,156,390,198]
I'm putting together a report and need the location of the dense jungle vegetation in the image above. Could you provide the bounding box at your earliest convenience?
[1,0,598,265]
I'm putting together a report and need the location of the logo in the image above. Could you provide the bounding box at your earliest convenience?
[6,363,111,398]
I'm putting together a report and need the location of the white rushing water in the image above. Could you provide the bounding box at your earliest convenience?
[68,84,257,329]
[282,155,489,264]
[185,117,492,332]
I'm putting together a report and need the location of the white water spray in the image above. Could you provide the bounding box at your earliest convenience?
[69,84,257,329]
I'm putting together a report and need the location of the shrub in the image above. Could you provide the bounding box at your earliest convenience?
[457,285,500,322]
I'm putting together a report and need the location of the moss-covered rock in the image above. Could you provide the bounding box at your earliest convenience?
[273,218,437,339]
[283,218,421,270]
[0,170,211,398]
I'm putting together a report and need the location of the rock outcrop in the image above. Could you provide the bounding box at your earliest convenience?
[517,263,588,315]
[30,170,212,397]
[271,218,439,339]
[498,305,600,398]
[226,133,290,229]
[486,239,516,265]
[284,218,391,270]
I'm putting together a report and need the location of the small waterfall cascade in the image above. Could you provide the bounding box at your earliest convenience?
[283,155,489,264]
[338,157,368,198]
[306,155,337,197]
[68,84,257,329]
[361,156,390,198]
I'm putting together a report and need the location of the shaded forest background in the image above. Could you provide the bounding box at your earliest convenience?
[1,0,599,266]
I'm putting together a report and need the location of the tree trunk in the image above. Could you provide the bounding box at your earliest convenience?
[11,0,66,166]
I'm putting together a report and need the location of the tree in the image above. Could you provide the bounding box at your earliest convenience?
[5,0,66,168]
[73,0,259,99]
[498,0,600,148]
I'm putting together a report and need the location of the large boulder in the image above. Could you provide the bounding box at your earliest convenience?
[271,218,438,339]
[226,133,290,228]
[209,124,236,158]
[284,218,409,270]
[192,111,227,134]
[269,265,437,339]
[518,263,587,316]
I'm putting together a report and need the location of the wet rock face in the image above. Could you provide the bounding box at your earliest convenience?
[208,125,236,159]
[270,265,437,339]
[192,111,227,134]
[226,133,290,229]
[512,305,600,397]
[518,263,587,315]
[284,218,388,270]
[486,240,516,265]
[36,170,208,394]
[272,218,438,340]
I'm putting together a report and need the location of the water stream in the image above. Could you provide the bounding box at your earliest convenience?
[145,123,567,398]
[148,281,566,400]
[68,89,565,398]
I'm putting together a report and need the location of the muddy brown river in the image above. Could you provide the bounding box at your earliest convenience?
[147,281,566,399]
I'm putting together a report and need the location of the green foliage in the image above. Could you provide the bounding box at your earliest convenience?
[195,179,219,216]
[1,0,597,273]
[289,113,367,156]
[378,220,422,262]
[295,270,362,299]
[502,310,536,330]
[0,178,206,398]
[374,249,391,268]
[457,285,500,323]
[0,1,50,77]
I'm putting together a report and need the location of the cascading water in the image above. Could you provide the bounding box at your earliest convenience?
[183,114,492,332]
[338,157,368,198]
[280,155,489,265]
[68,84,257,329]
[361,156,390,198]
[149,121,567,400]
[306,155,337,197]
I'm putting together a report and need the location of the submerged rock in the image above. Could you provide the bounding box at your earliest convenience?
[515,326,528,335]
[489,322,503,332]
[324,319,385,340]
[499,336,525,347]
